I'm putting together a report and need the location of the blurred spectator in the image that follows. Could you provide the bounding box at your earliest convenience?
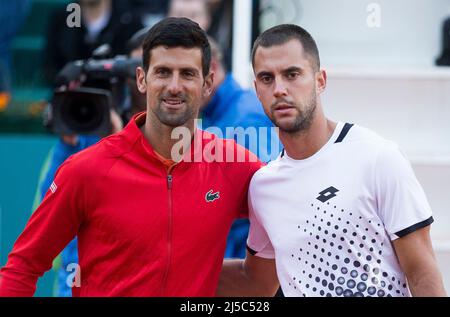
[207,0,233,70]
[123,28,147,121]
[0,0,31,110]
[200,38,281,258]
[168,0,211,31]
[43,0,143,85]
[168,0,232,70]
[36,27,147,297]
[436,16,450,66]
[126,0,169,28]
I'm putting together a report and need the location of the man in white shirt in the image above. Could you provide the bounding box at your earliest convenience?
[217,24,447,297]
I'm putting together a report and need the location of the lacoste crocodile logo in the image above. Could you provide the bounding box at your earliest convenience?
[205,190,220,202]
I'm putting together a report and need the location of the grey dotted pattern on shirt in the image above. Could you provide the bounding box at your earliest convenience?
[289,202,407,297]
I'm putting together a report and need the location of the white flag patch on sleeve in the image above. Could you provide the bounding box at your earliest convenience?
[50,181,58,194]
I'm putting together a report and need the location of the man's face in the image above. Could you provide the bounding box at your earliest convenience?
[253,39,326,134]
[169,0,210,31]
[136,46,213,127]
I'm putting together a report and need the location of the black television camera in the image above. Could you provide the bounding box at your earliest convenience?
[47,47,142,136]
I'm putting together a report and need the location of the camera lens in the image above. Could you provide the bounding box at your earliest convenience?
[61,93,104,133]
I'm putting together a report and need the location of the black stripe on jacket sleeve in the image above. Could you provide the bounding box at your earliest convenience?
[395,216,434,238]
[246,245,257,256]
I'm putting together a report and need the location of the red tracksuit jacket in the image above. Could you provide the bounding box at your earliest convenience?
[0,113,262,296]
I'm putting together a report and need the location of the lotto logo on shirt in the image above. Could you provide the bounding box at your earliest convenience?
[316,186,339,203]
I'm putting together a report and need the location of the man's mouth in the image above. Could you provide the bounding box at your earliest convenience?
[274,103,294,110]
[162,98,185,109]
[273,103,295,114]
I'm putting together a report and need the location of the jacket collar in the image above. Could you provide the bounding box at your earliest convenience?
[123,112,207,164]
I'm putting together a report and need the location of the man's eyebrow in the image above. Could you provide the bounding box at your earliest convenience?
[152,66,200,74]
[256,66,304,78]
[256,71,273,79]
[153,65,170,71]
[282,66,303,74]
[180,67,200,75]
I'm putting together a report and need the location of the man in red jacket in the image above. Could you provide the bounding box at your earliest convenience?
[0,17,262,297]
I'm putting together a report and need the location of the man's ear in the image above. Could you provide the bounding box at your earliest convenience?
[136,67,147,94]
[210,59,219,74]
[254,79,261,100]
[316,69,327,94]
[202,71,214,98]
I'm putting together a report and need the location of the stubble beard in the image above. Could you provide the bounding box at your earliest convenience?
[153,96,197,128]
[271,90,317,135]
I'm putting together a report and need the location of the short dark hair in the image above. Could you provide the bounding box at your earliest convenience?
[142,17,211,77]
[252,24,320,71]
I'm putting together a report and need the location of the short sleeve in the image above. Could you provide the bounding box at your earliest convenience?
[246,185,275,259]
[374,143,433,241]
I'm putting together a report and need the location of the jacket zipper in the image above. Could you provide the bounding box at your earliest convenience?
[161,171,173,295]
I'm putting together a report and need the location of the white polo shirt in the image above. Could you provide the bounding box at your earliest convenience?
[247,122,433,297]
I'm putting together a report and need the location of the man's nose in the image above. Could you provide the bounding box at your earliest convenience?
[167,73,182,95]
[273,78,288,98]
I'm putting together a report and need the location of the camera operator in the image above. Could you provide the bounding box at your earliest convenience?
[35,29,147,297]
[43,0,143,85]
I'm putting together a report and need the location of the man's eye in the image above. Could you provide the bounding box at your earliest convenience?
[261,76,272,84]
[287,72,299,80]
[157,69,170,76]
[183,71,194,78]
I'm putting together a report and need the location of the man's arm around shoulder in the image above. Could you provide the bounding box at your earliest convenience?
[216,251,279,297]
